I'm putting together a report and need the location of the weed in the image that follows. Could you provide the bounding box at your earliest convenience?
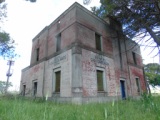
[0,96,159,120]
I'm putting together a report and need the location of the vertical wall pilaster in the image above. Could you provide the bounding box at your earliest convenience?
[72,46,82,97]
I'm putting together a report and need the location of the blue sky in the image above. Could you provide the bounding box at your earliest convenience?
[0,0,159,91]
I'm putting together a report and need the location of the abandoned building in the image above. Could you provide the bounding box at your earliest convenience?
[20,2,147,103]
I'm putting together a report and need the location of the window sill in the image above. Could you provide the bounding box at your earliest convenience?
[97,91,108,97]
[52,92,60,97]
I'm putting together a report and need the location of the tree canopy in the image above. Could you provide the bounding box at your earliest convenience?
[0,32,15,58]
[25,0,36,2]
[144,63,160,86]
[92,0,160,56]
[0,81,12,94]
[0,0,15,58]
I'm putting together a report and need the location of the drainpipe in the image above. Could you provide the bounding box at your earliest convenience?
[124,36,133,98]
[42,27,49,99]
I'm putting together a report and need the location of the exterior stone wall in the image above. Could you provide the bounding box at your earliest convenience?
[21,62,44,97]
[44,49,72,97]
[81,49,117,97]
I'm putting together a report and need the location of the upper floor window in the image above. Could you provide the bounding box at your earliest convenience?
[57,20,60,29]
[56,33,61,52]
[95,33,102,51]
[36,48,39,61]
[132,52,137,65]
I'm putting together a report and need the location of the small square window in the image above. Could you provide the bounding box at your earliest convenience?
[95,33,102,51]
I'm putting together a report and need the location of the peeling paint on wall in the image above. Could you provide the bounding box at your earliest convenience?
[82,49,116,97]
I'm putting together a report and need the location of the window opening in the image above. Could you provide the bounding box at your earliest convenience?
[135,78,140,93]
[55,71,61,92]
[132,52,137,65]
[36,48,39,61]
[97,70,104,91]
[56,33,61,52]
[95,33,102,51]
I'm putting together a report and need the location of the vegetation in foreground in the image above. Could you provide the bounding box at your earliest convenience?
[0,95,160,120]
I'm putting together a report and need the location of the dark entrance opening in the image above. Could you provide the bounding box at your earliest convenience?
[33,82,37,96]
[22,85,26,96]
[120,80,126,99]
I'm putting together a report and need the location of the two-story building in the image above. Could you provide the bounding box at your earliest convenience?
[20,2,146,103]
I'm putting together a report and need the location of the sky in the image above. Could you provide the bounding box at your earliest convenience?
[0,0,159,91]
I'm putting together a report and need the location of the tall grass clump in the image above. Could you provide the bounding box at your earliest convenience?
[0,95,160,120]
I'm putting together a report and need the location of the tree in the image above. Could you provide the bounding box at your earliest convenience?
[83,0,92,5]
[0,81,12,94]
[26,0,90,3]
[144,63,160,86]
[0,32,15,58]
[0,0,15,58]
[0,0,6,21]
[92,0,160,56]
[25,0,36,2]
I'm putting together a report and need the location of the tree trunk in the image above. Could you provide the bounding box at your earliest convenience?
[145,25,160,46]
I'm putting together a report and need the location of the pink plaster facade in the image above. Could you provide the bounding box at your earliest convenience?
[20,2,146,103]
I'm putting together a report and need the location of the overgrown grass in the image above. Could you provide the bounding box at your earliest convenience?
[0,95,160,120]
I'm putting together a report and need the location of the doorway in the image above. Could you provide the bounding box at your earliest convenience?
[33,82,38,96]
[120,80,126,99]
[22,85,26,96]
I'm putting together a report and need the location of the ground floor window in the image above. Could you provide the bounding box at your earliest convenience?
[55,71,61,92]
[135,77,140,93]
[97,70,104,91]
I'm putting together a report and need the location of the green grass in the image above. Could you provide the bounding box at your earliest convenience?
[0,95,160,120]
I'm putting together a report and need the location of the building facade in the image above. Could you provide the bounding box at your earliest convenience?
[20,2,146,103]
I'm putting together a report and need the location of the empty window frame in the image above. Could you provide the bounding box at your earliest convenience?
[56,33,61,52]
[95,33,102,51]
[22,85,26,96]
[97,70,104,91]
[33,81,38,96]
[55,71,61,92]
[36,48,39,61]
[132,52,137,65]
[135,78,140,93]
